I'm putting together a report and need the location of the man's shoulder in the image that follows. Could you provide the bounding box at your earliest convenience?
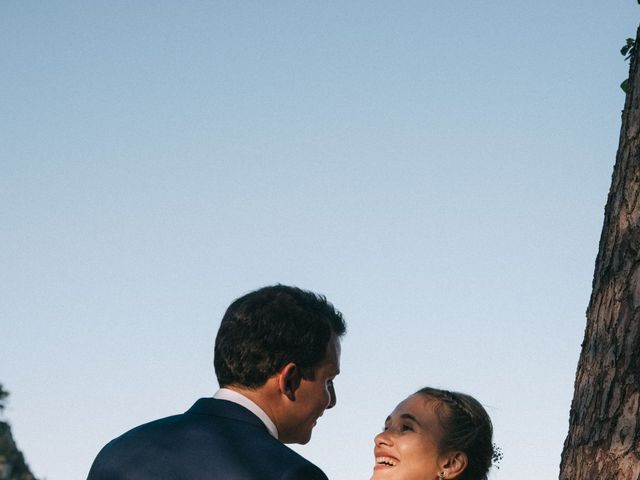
[275,452,329,480]
[88,399,329,480]
[244,435,328,480]
[91,398,264,452]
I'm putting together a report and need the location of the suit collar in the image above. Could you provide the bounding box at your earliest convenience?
[187,397,270,431]
[213,388,278,438]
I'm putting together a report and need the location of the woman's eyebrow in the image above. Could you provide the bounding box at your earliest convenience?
[399,413,421,426]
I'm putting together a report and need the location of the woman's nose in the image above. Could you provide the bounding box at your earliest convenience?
[374,430,392,446]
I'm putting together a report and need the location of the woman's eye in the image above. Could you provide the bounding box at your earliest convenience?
[401,424,413,432]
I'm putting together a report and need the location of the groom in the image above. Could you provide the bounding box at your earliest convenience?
[87,285,346,479]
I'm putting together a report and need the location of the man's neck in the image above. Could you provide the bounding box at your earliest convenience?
[215,386,279,439]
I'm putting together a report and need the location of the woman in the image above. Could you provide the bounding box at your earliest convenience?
[371,387,497,480]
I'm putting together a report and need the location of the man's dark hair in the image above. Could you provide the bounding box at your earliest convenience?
[214,285,346,389]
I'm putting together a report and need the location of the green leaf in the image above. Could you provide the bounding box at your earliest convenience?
[622,38,636,61]
[621,78,630,93]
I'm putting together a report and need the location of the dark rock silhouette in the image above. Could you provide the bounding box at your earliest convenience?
[0,385,37,480]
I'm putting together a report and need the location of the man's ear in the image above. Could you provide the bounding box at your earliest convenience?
[277,363,302,401]
[439,451,468,480]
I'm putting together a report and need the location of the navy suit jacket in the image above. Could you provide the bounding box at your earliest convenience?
[87,398,329,480]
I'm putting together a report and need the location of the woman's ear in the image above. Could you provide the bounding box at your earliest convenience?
[439,451,468,480]
[277,363,301,401]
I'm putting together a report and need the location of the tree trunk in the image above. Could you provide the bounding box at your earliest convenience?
[559,27,640,480]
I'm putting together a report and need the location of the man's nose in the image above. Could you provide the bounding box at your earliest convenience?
[326,381,336,409]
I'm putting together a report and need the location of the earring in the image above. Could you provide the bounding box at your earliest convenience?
[438,473,446,479]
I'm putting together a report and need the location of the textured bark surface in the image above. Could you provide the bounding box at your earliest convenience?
[559,27,640,480]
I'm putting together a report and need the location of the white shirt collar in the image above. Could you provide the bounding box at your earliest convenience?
[213,388,279,439]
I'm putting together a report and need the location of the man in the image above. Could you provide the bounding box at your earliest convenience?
[87,285,346,479]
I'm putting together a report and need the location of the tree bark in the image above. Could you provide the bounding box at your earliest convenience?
[559,27,640,480]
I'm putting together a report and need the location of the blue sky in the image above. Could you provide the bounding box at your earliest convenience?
[2,2,638,479]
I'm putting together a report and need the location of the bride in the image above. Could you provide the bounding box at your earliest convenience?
[371,387,498,480]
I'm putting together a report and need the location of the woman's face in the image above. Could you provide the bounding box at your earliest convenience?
[371,394,445,480]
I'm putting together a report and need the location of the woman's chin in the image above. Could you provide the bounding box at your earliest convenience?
[371,467,395,479]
